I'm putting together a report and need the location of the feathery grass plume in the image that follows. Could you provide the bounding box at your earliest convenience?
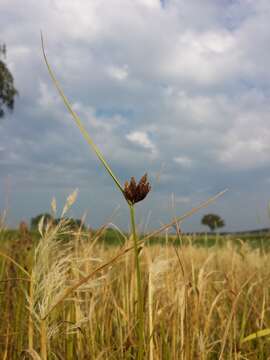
[28,218,72,359]
[25,192,96,359]
[61,189,78,217]
[148,255,172,292]
[50,197,57,218]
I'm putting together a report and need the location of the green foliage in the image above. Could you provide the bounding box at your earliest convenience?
[201,213,225,231]
[0,44,18,118]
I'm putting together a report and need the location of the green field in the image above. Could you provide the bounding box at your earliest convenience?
[2,226,270,248]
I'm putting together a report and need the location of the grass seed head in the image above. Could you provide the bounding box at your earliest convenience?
[124,173,151,204]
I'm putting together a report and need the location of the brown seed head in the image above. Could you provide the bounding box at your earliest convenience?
[124,173,151,204]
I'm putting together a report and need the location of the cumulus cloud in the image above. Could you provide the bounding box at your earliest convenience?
[126,131,156,153]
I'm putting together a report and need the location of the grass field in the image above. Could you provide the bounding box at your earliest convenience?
[1,218,270,359]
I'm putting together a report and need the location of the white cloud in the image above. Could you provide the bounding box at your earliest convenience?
[126,131,156,153]
[107,65,129,81]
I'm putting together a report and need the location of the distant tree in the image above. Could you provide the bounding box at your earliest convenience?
[0,43,18,118]
[31,213,53,230]
[201,213,225,232]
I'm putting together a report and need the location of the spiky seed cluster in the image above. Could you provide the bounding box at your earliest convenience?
[124,174,151,204]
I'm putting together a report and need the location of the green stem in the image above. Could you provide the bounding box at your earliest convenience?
[129,204,144,359]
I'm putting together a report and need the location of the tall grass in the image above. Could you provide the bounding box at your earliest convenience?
[1,218,270,358]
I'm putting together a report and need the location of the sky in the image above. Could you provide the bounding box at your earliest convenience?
[1,0,270,232]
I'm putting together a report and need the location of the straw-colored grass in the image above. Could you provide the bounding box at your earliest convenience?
[1,214,270,359]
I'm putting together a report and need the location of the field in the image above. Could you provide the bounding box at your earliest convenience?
[1,218,270,359]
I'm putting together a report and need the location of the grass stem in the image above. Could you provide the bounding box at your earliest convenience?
[129,204,144,359]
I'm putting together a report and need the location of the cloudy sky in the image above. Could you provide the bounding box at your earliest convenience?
[1,0,270,232]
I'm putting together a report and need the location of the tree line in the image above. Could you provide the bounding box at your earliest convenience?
[30,212,225,233]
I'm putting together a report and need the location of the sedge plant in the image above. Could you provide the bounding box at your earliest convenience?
[41,34,149,359]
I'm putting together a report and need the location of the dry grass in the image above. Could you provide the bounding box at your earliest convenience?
[1,216,270,359]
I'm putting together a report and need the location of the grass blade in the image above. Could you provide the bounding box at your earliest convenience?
[241,328,270,344]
